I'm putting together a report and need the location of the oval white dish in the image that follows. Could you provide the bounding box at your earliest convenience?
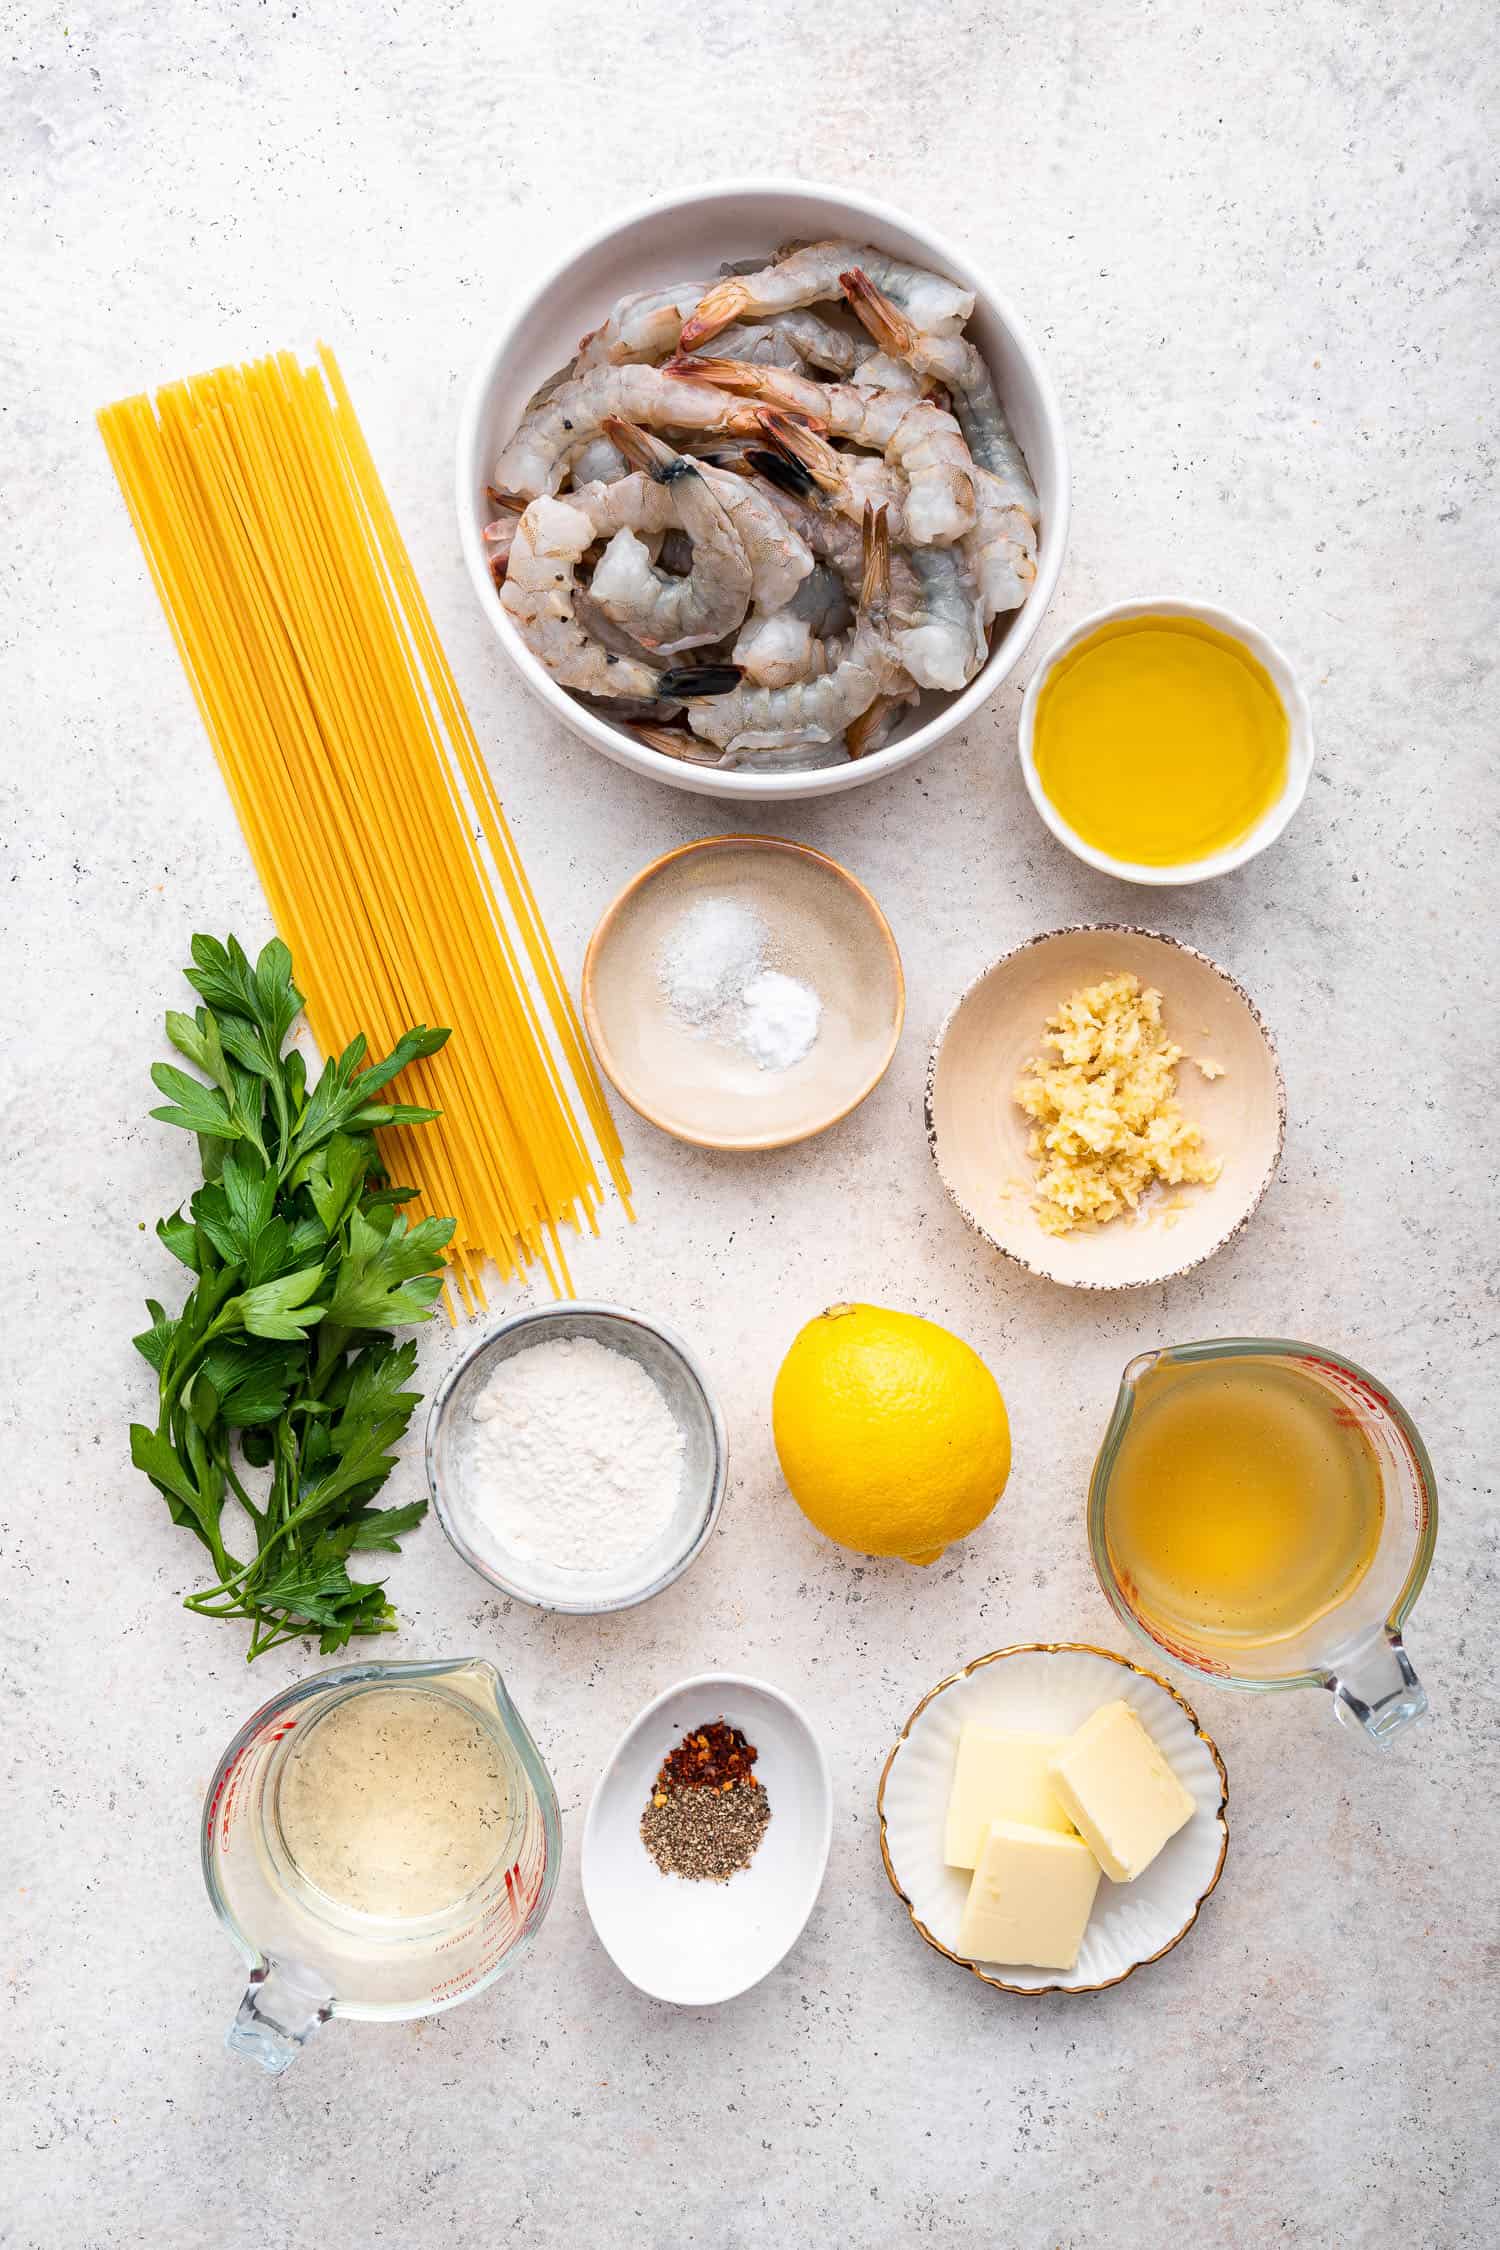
[878,1643,1228,1994]
[582,1672,832,2006]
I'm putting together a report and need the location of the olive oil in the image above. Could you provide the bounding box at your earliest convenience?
[1103,1357,1384,1650]
[1033,614,1289,866]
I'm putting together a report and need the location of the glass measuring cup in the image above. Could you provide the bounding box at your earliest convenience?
[1089,1339,1437,1745]
[202,1657,560,2072]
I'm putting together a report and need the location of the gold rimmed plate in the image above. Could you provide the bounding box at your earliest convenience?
[877,1643,1228,1995]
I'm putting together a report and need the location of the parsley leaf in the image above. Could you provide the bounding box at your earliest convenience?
[133,935,452,1659]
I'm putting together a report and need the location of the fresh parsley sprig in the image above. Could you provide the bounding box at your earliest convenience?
[130,934,455,1659]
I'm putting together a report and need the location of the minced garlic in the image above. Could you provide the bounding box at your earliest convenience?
[1014,972,1221,1234]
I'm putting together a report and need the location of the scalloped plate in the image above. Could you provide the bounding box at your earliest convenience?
[878,1644,1228,1994]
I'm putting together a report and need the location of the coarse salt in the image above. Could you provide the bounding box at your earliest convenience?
[658,894,769,1025]
[658,891,822,1072]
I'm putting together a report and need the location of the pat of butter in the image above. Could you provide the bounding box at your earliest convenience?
[944,1724,1073,1867]
[1048,1700,1195,1882]
[957,1820,1102,1971]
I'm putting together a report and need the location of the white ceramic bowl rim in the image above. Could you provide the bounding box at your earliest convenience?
[423,1301,729,1613]
[924,922,1288,1291]
[1018,593,1314,885]
[456,175,1071,801]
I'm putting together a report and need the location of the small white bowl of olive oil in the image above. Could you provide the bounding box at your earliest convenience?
[1019,596,1313,885]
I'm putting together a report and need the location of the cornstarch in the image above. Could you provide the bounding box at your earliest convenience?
[468,1337,684,1571]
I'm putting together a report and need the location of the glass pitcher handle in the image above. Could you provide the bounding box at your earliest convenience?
[1328,1632,1428,1746]
[227,1959,334,2074]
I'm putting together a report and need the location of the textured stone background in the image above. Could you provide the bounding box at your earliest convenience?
[4,3,1496,2245]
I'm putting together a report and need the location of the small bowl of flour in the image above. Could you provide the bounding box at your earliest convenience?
[426,1305,728,1612]
[581,837,905,1151]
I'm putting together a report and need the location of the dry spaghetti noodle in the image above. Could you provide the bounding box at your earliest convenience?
[99,346,631,1307]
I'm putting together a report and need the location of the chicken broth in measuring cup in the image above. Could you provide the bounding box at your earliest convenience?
[275,1685,512,1919]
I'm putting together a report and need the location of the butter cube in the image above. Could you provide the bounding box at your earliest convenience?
[1048,1700,1195,1882]
[957,1820,1102,1971]
[944,1724,1073,1867]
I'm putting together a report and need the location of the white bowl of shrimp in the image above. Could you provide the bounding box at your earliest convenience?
[457,179,1069,801]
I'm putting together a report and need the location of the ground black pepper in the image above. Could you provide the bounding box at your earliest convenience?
[639,1717,771,1882]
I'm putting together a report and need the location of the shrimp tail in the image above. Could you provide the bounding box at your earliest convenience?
[677,281,749,354]
[745,445,819,501]
[752,409,847,495]
[839,268,917,357]
[630,722,725,766]
[859,501,891,615]
[662,356,830,433]
[655,662,744,698]
[665,352,764,391]
[600,415,692,483]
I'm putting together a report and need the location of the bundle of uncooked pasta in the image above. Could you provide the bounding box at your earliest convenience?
[485,241,1040,772]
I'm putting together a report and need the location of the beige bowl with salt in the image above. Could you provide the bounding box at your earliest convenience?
[582,837,904,1152]
[926,926,1285,1289]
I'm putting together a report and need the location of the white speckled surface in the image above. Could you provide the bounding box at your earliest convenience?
[4,4,1497,2245]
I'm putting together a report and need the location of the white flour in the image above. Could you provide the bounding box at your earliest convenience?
[658,892,822,1070]
[467,1337,684,1572]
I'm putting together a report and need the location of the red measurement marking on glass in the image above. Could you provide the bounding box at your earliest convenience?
[212,1716,298,1845]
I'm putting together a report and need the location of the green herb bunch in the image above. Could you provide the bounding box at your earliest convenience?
[130,934,455,1659]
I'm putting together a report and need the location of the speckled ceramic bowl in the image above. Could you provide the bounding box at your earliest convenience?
[925,925,1285,1289]
[878,1644,1229,1995]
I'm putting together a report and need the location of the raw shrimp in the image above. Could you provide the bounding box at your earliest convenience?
[482,494,524,576]
[678,240,974,353]
[702,309,872,378]
[893,545,987,692]
[750,426,978,686]
[671,359,974,544]
[633,717,847,772]
[500,496,666,697]
[733,565,850,688]
[585,421,752,654]
[492,363,785,500]
[575,280,707,368]
[628,722,725,767]
[841,268,1038,613]
[757,467,924,633]
[568,452,812,617]
[667,504,905,756]
[966,466,1037,621]
[500,494,740,700]
[569,433,628,484]
[846,687,918,760]
[752,411,911,541]
[698,461,814,611]
[880,402,975,544]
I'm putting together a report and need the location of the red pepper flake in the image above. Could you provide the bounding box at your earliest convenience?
[650,1717,758,1796]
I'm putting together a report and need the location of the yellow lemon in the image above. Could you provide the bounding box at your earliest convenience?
[771,1302,1011,1564]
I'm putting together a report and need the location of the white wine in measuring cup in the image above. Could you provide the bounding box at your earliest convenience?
[202,1658,560,2072]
